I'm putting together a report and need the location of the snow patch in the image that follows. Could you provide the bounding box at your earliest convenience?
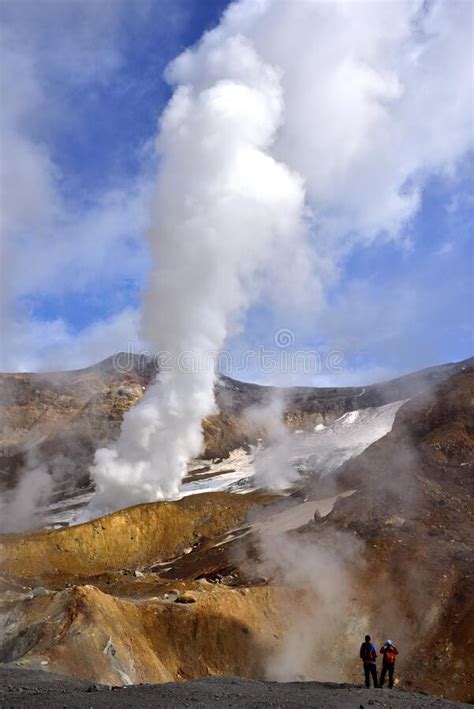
[41,401,404,528]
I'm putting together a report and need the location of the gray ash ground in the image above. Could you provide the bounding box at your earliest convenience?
[0,669,470,709]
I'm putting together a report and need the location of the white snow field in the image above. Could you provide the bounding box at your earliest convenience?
[39,400,404,528]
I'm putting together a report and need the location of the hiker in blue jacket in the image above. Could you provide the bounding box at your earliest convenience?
[360,634,378,688]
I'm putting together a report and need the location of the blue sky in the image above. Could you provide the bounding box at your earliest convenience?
[42,0,230,198]
[1,0,472,383]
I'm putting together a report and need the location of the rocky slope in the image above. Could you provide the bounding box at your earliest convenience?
[0,358,472,702]
[0,354,469,493]
[304,366,474,700]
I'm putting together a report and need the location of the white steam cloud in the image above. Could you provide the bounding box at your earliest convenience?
[85,0,472,518]
[260,530,364,681]
[248,395,300,491]
[86,34,310,517]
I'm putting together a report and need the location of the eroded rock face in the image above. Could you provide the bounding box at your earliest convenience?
[304,366,474,701]
[0,490,309,686]
[0,355,156,493]
[0,583,292,686]
[0,360,472,700]
[0,491,275,583]
[1,355,469,493]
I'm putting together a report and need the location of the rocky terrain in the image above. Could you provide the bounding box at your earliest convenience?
[0,669,470,708]
[305,366,474,701]
[0,355,467,479]
[0,353,468,497]
[0,356,472,704]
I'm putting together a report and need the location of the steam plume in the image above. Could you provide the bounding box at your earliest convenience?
[85,35,310,517]
[85,0,472,518]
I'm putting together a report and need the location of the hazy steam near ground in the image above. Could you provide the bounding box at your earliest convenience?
[258,529,364,681]
[83,0,472,518]
[0,434,91,532]
[247,395,300,491]
[0,467,53,533]
[250,409,422,682]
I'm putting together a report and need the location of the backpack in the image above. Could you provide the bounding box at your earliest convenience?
[361,642,376,663]
[384,649,397,664]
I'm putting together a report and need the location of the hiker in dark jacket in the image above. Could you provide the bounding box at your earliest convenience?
[359,634,378,688]
[379,640,399,688]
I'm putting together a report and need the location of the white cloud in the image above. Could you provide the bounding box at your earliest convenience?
[434,240,454,257]
[166,0,473,372]
[0,0,158,370]
[1,0,472,378]
[174,0,472,264]
[1,307,141,373]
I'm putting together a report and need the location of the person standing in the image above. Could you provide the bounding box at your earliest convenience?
[379,639,399,688]
[359,634,378,688]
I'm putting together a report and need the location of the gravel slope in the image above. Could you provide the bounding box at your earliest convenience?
[0,669,470,708]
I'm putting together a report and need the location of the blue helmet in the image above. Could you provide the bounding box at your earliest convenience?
[386,639,393,646]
